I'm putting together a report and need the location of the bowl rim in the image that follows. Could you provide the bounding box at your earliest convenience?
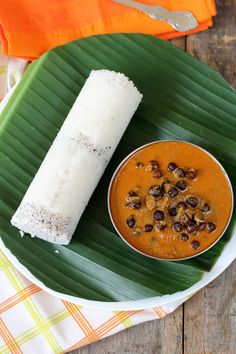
[107,140,234,261]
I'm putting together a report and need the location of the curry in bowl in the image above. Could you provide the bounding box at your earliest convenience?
[108,141,233,260]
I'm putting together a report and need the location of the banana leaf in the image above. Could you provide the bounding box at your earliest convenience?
[0,34,235,302]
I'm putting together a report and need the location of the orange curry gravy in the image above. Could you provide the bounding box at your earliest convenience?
[109,141,232,259]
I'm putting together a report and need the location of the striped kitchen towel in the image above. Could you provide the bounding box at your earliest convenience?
[0,249,185,353]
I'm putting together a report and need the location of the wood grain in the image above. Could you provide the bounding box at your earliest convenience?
[186,0,236,87]
[171,37,186,51]
[70,2,236,353]
[184,261,236,354]
[184,1,236,352]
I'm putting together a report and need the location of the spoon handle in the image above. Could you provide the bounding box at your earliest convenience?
[112,0,198,32]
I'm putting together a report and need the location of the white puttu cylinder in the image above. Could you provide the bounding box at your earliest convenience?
[11,70,142,244]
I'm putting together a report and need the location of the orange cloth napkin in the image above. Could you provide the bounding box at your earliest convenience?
[0,0,216,60]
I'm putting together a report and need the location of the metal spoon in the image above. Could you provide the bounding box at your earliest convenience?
[112,0,198,32]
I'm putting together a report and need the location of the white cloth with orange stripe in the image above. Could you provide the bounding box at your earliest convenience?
[0,54,187,354]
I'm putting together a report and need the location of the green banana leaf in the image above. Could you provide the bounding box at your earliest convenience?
[0,34,235,302]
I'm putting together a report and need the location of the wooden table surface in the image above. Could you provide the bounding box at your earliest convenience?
[71,1,236,353]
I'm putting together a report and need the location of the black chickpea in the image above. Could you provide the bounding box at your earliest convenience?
[123,155,217,257]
